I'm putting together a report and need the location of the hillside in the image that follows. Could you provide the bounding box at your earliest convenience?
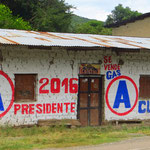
[69,14,103,32]
[71,14,97,24]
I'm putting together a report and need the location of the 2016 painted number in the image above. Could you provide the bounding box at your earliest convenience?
[39,78,78,94]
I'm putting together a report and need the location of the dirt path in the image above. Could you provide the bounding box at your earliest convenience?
[40,136,150,150]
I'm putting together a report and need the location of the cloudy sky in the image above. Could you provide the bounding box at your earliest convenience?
[65,0,150,21]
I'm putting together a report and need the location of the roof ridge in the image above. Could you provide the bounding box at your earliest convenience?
[105,12,150,28]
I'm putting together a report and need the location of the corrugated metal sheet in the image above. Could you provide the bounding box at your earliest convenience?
[0,29,150,49]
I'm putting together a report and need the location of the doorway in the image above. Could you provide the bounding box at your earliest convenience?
[78,76,103,126]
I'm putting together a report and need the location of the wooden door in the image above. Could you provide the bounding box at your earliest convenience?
[78,77,102,126]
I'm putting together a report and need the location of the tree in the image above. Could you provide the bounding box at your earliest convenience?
[0,4,31,30]
[32,0,73,32]
[0,0,73,32]
[105,4,142,25]
[0,0,38,21]
[75,20,112,35]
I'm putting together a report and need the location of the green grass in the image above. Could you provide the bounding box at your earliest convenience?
[0,124,150,150]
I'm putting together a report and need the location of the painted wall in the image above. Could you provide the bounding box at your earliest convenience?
[112,17,150,37]
[0,45,150,126]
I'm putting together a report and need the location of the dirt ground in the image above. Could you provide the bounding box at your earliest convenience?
[39,136,150,150]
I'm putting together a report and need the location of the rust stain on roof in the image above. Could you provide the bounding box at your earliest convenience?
[26,30,34,34]
[0,29,150,49]
[72,36,111,47]
[108,37,145,49]
[8,32,22,37]
[0,36,19,44]
[27,31,72,40]
[114,38,141,44]
[34,37,51,42]
[39,32,72,40]
[90,36,113,45]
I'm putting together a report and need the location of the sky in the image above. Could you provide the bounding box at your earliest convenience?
[65,0,150,21]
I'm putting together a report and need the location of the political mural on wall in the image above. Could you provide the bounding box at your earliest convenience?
[0,71,78,117]
[14,77,78,115]
[0,70,14,117]
[104,56,148,116]
[0,54,149,119]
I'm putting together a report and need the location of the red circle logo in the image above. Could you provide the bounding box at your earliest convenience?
[105,75,138,116]
[0,71,14,117]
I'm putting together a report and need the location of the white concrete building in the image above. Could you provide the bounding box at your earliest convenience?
[0,29,150,126]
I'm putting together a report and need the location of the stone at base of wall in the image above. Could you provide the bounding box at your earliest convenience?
[102,120,142,126]
[37,119,81,128]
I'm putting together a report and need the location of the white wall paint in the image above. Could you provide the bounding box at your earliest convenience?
[0,45,149,126]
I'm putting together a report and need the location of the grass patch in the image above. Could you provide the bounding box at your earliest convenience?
[0,124,150,149]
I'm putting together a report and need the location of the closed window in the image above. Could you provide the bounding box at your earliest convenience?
[139,75,150,99]
[15,74,37,102]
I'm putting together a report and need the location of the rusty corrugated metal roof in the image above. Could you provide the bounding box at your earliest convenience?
[0,29,150,49]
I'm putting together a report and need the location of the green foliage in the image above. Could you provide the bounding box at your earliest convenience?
[105,4,142,25]
[75,20,112,35]
[69,14,97,32]
[0,4,31,30]
[1,0,73,32]
[32,0,73,32]
[72,15,93,24]
[0,0,38,21]
[0,125,149,149]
